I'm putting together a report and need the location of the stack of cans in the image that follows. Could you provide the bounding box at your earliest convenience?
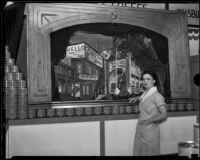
[178,123,200,158]
[193,123,199,148]
[5,46,28,119]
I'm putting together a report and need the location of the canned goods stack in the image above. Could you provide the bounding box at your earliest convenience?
[193,123,199,148]
[178,141,199,158]
[5,46,28,119]
[5,85,17,119]
[178,123,199,158]
[17,86,28,119]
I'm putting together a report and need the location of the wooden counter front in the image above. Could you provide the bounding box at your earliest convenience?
[6,110,198,158]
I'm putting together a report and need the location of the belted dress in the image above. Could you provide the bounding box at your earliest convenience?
[133,91,166,156]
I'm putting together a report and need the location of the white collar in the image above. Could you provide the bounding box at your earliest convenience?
[139,86,157,103]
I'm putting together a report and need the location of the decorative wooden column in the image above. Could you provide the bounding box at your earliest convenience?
[25,3,191,103]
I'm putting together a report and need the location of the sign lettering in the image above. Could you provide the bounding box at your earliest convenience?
[95,3,165,9]
[109,59,126,72]
[169,3,199,26]
[79,74,98,80]
[66,43,86,58]
[86,45,103,68]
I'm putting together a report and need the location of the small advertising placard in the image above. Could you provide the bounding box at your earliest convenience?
[109,59,126,72]
[71,83,80,97]
[60,57,71,66]
[86,45,103,68]
[66,43,103,68]
[78,74,98,81]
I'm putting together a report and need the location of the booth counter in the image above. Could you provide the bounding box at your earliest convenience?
[6,100,199,157]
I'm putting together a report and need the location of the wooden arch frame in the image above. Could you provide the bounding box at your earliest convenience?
[25,3,191,103]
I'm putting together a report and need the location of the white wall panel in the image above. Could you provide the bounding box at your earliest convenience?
[7,122,100,158]
[160,116,196,154]
[105,119,138,156]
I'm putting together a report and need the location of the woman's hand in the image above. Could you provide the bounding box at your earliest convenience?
[129,97,139,104]
[139,120,150,126]
[95,94,106,100]
[115,88,120,95]
[139,105,167,126]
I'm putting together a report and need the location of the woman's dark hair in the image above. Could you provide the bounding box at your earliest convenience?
[141,70,164,94]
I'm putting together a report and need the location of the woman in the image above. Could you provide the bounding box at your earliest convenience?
[129,70,167,156]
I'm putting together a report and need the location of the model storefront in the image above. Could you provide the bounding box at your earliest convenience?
[65,42,104,100]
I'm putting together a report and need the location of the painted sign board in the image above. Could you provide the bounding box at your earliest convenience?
[60,57,71,66]
[78,74,98,81]
[66,43,86,58]
[188,27,199,56]
[169,3,199,26]
[86,45,103,68]
[71,83,80,97]
[66,43,103,68]
[96,3,165,9]
[109,59,126,72]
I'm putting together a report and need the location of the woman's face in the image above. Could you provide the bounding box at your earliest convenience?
[142,73,155,90]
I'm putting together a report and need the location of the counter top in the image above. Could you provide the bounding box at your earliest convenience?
[8,111,198,126]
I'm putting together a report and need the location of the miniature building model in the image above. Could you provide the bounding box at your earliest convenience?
[57,42,104,100]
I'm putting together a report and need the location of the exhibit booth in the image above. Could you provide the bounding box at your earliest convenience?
[4,3,199,158]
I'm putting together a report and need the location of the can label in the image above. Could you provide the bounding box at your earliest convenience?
[6,87,17,95]
[94,107,102,115]
[17,88,28,110]
[17,88,27,95]
[165,104,169,111]
[126,106,133,114]
[6,88,17,113]
[133,105,139,113]
[5,80,17,87]
[5,58,15,65]
[5,49,11,59]
[75,108,84,116]
[192,147,199,156]
[9,65,19,72]
[119,106,125,114]
[112,105,119,115]
[5,73,15,81]
[18,109,27,119]
[7,109,17,119]
[6,88,17,119]
[28,109,36,119]
[14,73,23,80]
[186,103,193,111]
[177,103,185,111]
[169,103,176,111]
[85,107,93,115]
[66,108,74,116]
[47,109,55,117]
[5,66,11,73]
[16,80,26,88]
[179,147,193,158]
[56,108,65,117]
[37,109,46,118]
[103,106,111,115]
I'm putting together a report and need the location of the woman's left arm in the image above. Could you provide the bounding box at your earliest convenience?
[141,105,167,125]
